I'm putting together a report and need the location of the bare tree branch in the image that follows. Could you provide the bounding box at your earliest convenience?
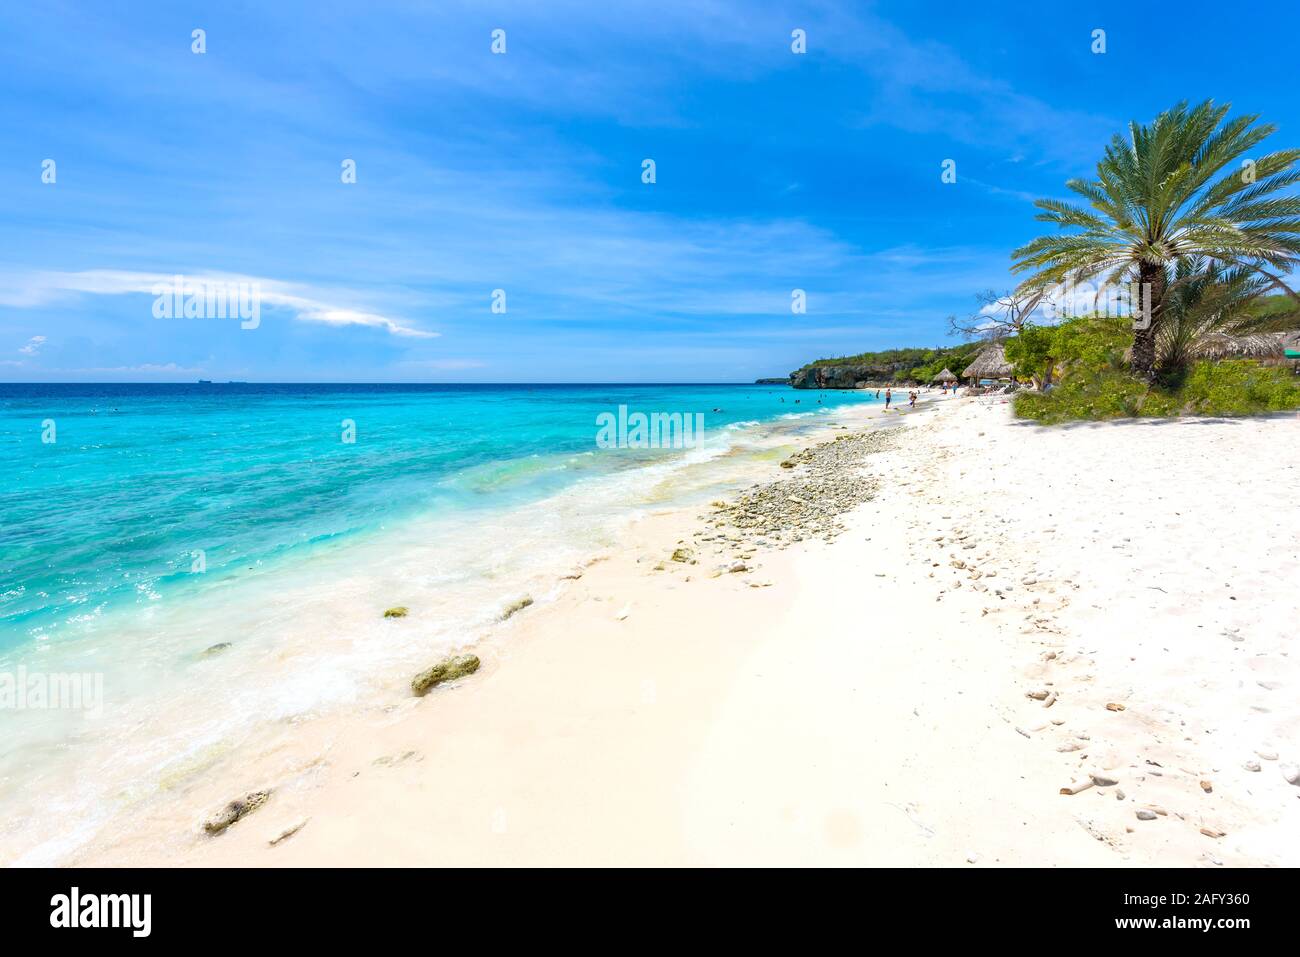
[947,289,1052,343]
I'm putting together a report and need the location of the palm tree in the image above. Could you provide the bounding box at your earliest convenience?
[1159,261,1268,382]
[1156,258,1282,380]
[1011,100,1300,381]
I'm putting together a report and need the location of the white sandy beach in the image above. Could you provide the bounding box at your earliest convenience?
[73,394,1300,867]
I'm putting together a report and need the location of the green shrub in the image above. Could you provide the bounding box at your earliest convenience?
[797,343,983,382]
[1013,369,1147,423]
[1051,316,1131,368]
[1003,316,1132,390]
[1014,359,1300,423]
[1179,360,1300,415]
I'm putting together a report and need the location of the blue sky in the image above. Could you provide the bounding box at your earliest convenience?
[2,0,1297,382]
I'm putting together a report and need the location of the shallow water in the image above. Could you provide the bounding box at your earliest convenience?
[0,382,879,863]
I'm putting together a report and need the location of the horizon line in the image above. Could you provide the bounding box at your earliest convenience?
[0,380,796,387]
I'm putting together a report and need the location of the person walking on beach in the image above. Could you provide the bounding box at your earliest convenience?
[909,391,917,408]
[884,388,892,409]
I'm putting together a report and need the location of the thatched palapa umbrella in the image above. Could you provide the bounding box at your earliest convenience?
[931,367,958,383]
[1189,332,1289,363]
[962,344,1013,382]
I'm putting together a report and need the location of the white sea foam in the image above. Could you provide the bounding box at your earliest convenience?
[0,409,852,864]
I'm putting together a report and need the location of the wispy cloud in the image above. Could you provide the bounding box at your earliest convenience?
[4,1,1285,381]
[0,271,437,339]
[46,362,204,375]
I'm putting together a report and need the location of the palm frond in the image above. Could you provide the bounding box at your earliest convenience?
[1011,98,1300,369]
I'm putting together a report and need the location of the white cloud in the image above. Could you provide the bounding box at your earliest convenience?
[0,271,437,339]
[61,362,204,375]
[400,359,487,370]
[18,335,46,355]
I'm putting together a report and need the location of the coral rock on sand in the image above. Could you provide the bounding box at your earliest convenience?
[268,818,309,846]
[670,547,695,563]
[200,642,231,657]
[499,596,533,620]
[383,606,409,619]
[203,790,272,835]
[411,654,481,696]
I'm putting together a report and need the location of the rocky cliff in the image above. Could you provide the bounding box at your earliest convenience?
[789,363,911,389]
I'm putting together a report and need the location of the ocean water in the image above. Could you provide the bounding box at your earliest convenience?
[0,382,880,863]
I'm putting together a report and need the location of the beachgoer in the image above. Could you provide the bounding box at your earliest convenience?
[884,388,891,409]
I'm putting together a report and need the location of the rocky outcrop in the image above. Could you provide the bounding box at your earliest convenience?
[790,363,913,389]
[411,653,481,696]
[499,595,533,620]
[203,789,272,835]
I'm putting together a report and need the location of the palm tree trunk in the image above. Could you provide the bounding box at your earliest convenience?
[1131,263,1165,381]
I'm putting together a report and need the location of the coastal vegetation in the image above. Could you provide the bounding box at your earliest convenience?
[790,103,1300,420]
[1011,100,1300,382]
[792,343,982,385]
[1007,100,1300,420]
[1011,314,1300,423]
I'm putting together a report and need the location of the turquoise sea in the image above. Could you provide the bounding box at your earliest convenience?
[0,382,882,863]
